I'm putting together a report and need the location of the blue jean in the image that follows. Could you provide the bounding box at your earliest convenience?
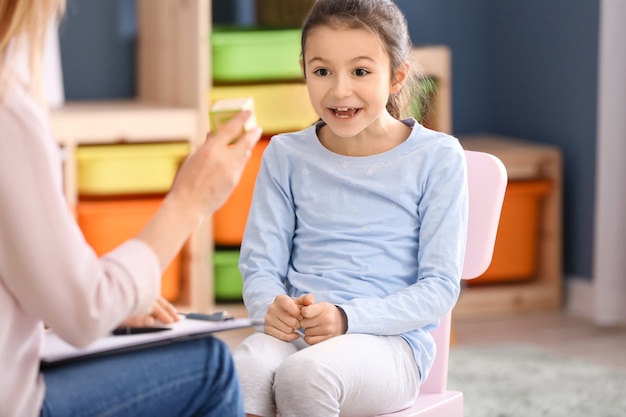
[40,335,243,417]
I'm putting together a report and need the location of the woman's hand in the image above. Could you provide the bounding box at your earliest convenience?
[137,111,262,271]
[119,296,180,327]
[167,111,263,221]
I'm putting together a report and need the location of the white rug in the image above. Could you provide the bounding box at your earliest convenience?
[447,344,626,417]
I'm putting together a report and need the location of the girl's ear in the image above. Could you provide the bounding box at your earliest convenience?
[300,58,307,79]
[390,61,410,94]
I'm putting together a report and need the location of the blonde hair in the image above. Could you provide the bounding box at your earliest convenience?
[0,0,66,102]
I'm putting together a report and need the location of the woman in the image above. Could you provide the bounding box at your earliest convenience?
[0,1,261,416]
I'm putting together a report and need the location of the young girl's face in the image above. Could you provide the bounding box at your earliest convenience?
[302,24,403,139]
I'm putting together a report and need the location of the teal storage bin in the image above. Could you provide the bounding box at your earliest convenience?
[213,250,243,300]
[211,27,303,82]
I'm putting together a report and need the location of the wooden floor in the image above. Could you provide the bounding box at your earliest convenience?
[451,309,626,370]
[214,303,626,371]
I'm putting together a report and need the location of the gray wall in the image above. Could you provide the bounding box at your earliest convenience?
[58,0,600,282]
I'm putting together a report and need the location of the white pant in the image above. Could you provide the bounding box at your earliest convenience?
[233,332,420,417]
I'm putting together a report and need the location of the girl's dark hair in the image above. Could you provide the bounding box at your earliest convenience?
[301,0,424,120]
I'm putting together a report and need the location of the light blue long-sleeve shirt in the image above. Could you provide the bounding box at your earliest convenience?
[239,119,468,381]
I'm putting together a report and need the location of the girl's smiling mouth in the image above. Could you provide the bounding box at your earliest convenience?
[330,107,361,119]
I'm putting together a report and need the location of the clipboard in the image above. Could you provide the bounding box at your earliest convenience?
[40,315,254,368]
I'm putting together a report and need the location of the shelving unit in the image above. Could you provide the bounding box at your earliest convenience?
[51,0,213,312]
[50,0,456,313]
[456,134,563,317]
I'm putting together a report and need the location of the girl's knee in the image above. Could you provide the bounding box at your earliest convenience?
[274,355,341,415]
[274,354,338,400]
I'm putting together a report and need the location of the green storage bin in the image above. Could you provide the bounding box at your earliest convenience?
[213,250,243,300]
[211,27,303,82]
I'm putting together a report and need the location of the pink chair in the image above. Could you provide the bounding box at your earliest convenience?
[377,150,507,416]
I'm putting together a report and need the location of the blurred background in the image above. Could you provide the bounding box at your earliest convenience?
[54,0,625,325]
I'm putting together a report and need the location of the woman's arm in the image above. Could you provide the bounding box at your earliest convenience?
[1,99,260,347]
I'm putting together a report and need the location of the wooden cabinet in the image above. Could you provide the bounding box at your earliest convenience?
[456,135,563,317]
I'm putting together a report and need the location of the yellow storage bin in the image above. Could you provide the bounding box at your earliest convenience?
[468,179,553,286]
[77,197,182,302]
[210,83,319,135]
[76,142,190,196]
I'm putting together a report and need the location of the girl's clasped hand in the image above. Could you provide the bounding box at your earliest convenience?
[264,294,347,345]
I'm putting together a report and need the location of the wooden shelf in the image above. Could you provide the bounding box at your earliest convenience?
[455,134,563,318]
[51,101,198,144]
[52,101,198,208]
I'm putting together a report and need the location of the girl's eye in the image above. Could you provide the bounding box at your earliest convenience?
[314,68,330,76]
[354,68,369,76]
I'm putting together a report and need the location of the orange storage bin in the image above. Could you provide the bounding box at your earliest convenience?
[213,137,271,246]
[468,179,553,286]
[76,197,182,302]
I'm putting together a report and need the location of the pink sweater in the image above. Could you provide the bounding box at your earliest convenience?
[0,61,161,417]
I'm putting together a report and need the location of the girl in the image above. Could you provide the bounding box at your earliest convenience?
[0,0,261,416]
[233,0,468,416]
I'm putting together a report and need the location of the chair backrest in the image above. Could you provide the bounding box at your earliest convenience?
[421,150,507,394]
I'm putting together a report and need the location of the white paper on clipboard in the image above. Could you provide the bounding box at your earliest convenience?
[41,316,253,367]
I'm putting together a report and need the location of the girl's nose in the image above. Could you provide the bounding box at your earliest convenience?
[331,75,352,98]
